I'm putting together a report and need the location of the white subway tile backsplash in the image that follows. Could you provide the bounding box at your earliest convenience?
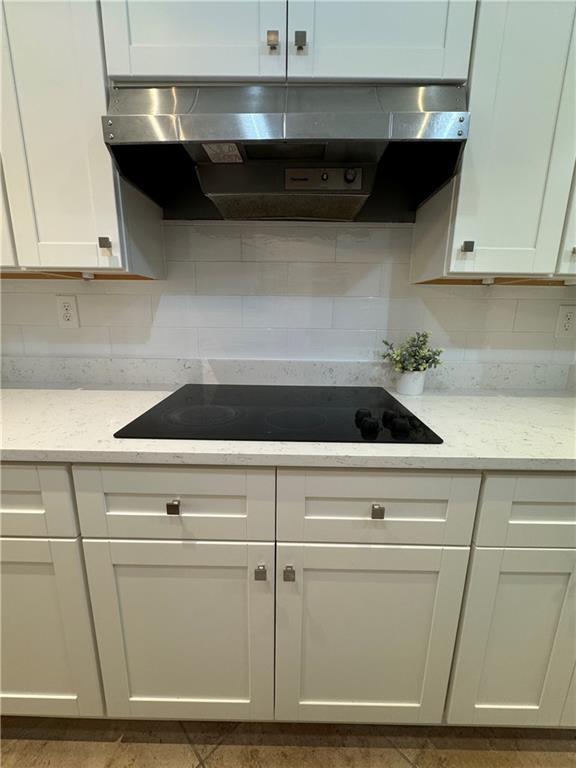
[242,227,335,262]
[464,332,555,363]
[110,326,198,358]
[1,222,572,387]
[77,294,151,327]
[199,328,378,360]
[1,293,58,326]
[21,326,111,357]
[243,297,333,328]
[1,325,24,355]
[336,227,412,263]
[513,300,563,333]
[196,261,288,295]
[287,262,381,296]
[152,295,242,328]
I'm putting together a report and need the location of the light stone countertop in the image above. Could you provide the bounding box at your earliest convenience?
[1,387,574,471]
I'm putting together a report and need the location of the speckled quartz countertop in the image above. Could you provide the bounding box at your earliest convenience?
[1,388,574,471]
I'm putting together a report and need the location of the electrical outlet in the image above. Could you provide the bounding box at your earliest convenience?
[555,305,576,338]
[56,296,79,328]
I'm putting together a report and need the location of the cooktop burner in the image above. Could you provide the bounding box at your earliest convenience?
[114,385,442,444]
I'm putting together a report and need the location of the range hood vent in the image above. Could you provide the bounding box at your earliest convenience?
[103,84,469,223]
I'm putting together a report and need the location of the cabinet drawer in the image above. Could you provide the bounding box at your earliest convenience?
[72,465,275,540]
[0,465,78,537]
[277,469,481,545]
[476,474,576,548]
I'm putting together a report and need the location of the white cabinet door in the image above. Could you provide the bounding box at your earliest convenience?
[287,0,475,81]
[0,537,103,717]
[101,0,286,80]
[557,169,576,276]
[448,1,576,275]
[448,548,576,727]
[83,539,275,720]
[275,543,469,724]
[3,0,122,270]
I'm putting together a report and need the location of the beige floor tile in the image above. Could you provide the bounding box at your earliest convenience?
[0,737,121,768]
[204,744,412,768]
[106,742,200,768]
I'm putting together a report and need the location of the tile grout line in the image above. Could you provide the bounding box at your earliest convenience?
[385,736,421,768]
[179,721,207,768]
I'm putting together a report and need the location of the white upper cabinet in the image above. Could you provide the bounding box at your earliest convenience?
[411,1,576,280]
[101,0,287,79]
[2,0,162,275]
[0,162,16,268]
[100,0,474,82]
[287,0,475,81]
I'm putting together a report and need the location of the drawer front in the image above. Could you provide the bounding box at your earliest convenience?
[72,465,275,540]
[476,474,576,548]
[0,465,78,537]
[277,469,481,545]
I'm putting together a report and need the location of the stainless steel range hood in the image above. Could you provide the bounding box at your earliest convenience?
[103,84,469,222]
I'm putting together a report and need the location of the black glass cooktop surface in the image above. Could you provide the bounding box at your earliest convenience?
[114,385,442,444]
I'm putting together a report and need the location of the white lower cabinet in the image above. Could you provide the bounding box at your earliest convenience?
[275,543,469,724]
[448,547,576,727]
[0,537,103,717]
[83,539,275,720]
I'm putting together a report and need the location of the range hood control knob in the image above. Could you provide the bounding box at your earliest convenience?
[344,168,357,184]
[321,172,329,181]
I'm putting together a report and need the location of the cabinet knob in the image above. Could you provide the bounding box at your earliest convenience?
[371,503,386,520]
[98,236,112,249]
[266,30,279,51]
[461,240,475,253]
[166,498,180,515]
[283,565,296,582]
[254,564,267,581]
[294,30,307,51]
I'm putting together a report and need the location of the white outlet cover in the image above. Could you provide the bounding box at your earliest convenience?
[56,295,80,328]
[555,305,576,338]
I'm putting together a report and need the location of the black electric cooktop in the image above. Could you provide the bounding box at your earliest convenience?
[114,385,442,444]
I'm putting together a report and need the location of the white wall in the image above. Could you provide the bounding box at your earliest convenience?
[1,222,575,389]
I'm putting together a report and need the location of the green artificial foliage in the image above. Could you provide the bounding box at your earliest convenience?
[382,331,443,373]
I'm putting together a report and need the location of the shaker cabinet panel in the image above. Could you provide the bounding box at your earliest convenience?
[3,0,122,270]
[557,170,576,276]
[101,0,287,80]
[287,0,475,81]
[0,537,103,717]
[277,469,480,545]
[448,547,576,727]
[275,543,469,724]
[448,1,576,275]
[83,539,275,720]
[73,465,275,540]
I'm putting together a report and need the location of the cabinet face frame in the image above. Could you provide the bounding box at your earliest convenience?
[448,547,576,727]
[83,539,275,720]
[0,537,103,717]
[0,465,78,538]
[275,543,469,724]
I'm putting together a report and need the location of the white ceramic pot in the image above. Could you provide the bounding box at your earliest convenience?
[396,370,426,396]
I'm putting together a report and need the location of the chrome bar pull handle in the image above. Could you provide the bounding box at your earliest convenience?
[254,564,267,581]
[283,565,296,582]
[98,236,112,248]
[295,30,307,51]
[166,498,181,515]
[267,29,279,51]
[371,503,385,520]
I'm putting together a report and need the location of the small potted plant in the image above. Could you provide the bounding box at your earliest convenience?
[382,331,443,395]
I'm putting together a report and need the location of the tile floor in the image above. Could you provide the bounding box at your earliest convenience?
[1,718,575,768]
